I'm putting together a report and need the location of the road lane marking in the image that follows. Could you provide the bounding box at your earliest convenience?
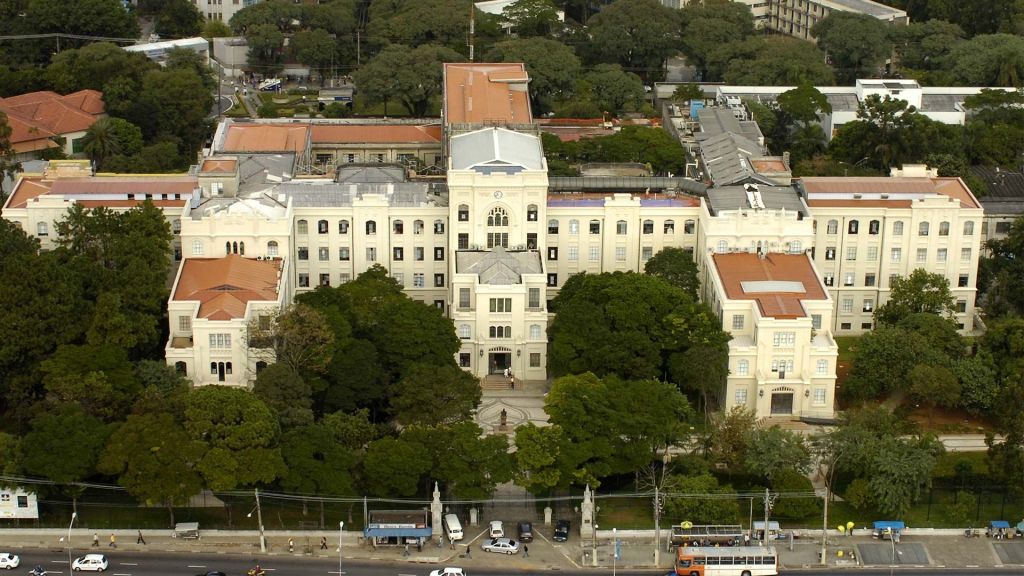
[187,566,206,568]
[51,561,69,564]
[113,572,132,575]
[120,563,138,566]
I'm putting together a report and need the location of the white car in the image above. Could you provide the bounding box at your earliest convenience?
[429,568,465,576]
[71,555,108,572]
[481,537,519,555]
[0,554,19,569]
[488,520,504,538]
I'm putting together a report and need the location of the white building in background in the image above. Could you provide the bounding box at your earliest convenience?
[0,487,38,519]
[190,0,261,22]
[661,0,905,38]
[799,166,984,334]
[124,37,210,66]
[703,251,838,420]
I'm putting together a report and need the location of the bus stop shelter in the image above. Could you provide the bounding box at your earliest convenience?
[364,510,432,546]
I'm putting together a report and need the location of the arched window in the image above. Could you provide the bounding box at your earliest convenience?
[174,361,187,375]
[869,220,880,235]
[527,204,538,221]
[459,324,471,339]
[393,219,404,234]
[893,221,904,235]
[548,219,559,234]
[716,240,728,253]
[642,220,654,234]
[684,219,696,234]
[267,240,279,256]
[848,220,859,234]
[919,221,929,236]
[963,221,974,235]
[317,220,328,234]
[569,219,579,235]
[297,219,308,234]
[589,219,600,234]
[434,219,445,234]
[36,221,48,236]
[225,241,231,254]
[232,241,238,254]
[487,207,509,248]
[413,220,424,234]
[826,220,838,235]
[366,220,377,235]
[529,324,542,339]
[339,220,349,234]
[457,204,469,221]
[939,221,950,236]
[664,220,675,234]
[239,241,245,255]
[192,239,203,255]
[616,220,628,235]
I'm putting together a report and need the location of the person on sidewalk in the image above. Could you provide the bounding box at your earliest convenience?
[109,534,117,548]
[403,543,410,557]
[523,544,529,558]
[416,540,422,553]
[320,536,328,550]
[137,530,146,545]
[465,545,471,559]
[288,538,294,553]
[92,533,99,548]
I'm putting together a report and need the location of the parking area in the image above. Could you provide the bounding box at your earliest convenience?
[994,542,1024,564]
[857,542,930,565]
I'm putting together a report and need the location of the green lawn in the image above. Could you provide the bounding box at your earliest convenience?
[835,336,860,364]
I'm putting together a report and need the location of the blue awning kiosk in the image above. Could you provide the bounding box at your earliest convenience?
[363,510,432,546]
[872,521,905,540]
[989,520,1011,539]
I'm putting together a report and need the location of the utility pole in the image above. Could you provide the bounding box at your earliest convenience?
[356,29,361,66]
[255,488,266,553]
[762,488,775,546]
[653,486,661,566]
[820,486,829,565]
[467,5,475,62]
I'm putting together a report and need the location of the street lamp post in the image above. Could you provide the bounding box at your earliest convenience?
[612,528,618,576]
[338,521,344,575]
[67,512,77,568]
[246,489,267,552]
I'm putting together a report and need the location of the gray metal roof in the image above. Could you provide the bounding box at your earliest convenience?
[450,127,544,171]
[230,153,297,194]
[696,108,764,142]
[920,94,971,112]
[336,165,407,183]
[707,185,808,216]
[455,248,542,285]
[826,0,905,18]
[699,132,775,187]
[825,93,860,112]
[272,181,448,208]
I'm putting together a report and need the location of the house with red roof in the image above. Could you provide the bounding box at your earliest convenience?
[0,90,106,160]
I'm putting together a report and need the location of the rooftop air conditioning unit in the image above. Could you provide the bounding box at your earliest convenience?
[257,255,265,260]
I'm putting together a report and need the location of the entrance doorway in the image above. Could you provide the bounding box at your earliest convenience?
[489,352,511,375]
[770,392,794,415]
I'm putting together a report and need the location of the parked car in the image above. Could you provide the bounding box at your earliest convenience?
[71,555,108,572]
[517,522,533,542]
[429,568,465,576]
[553,519,571,542]
[488,520,504,538]
[0,553,18,569]
[481,537,520,555]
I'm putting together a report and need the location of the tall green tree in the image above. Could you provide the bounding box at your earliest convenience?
[513,423,574,493]
[291,29,337,86]
[21,0,140,63]
[155,0,203,38]
[501,0,562,37]
[644,247,699,297]
[875,268,957,325]
[388,363,481,427]
[811,11,893,84]
[678,0,754,80]
[245,23,286,73]
[662,471,740,524]
[21,404,110,510]
[252,363,314,429]
[909,364,960,426]
[406,422,513,499]
[82,118,144,168]
[98,412,205,525]
[280,423,357,496]
[948,34,1024,87]
[585,0,680,82]
[366,0,475,53]
[722,37,834,86]
[891,19,965,72]
[352,44,462,116]
[362,436,432,497]
[40,344,140,421]
[582,64,645,115]
[745,426,811,482]
[843,325,944,401]
[485,38,579,112]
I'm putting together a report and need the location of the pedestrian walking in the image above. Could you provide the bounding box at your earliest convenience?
[288,538,294,553]
[523,545,529,558]
[109,534,117,548]
[465,545,471,559]
[320,536,328,550]
[92,533,99,548]
[416,540,422,552]
[403,543,410,557]
[137,530,146,545]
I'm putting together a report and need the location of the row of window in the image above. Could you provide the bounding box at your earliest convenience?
[297,219,446,236]
[456,204,539,222]
[838,297,968,314]
[298,272,445,288]
[458,288,543,310]
[824,246,972,262]
[547,219,695,235]
[715,240,802,254]
[548,246,657,262]
[297,246,446,262]
[458,352,543,368]
[734,387,827,405]
[458,324,545,340]
[825,272,970,288]
[824,219,975,237]
[733,358,830,377]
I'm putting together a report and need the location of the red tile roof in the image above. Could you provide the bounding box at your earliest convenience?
[443,63,533,125]
[0,90,105,150]
[4,174,196,210]
[200,159,238,173]
[712,252,827,319]
[310,124,442,144]
[173,255,283,320]
[801,177,981,209]
[221,123,309,153]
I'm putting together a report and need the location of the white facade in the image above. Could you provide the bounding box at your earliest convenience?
[0,487,38,519]
[190,0,260,22]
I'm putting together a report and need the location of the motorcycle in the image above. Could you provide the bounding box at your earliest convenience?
[964,528,980,538]
[29,567,47,576]
[247,568,266,576]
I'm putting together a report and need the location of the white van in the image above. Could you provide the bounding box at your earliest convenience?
[443,513,464,542]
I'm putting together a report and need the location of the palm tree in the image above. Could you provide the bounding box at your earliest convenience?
[81,118,122,167]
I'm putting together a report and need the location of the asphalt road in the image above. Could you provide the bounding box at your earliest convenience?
[6,548,1024,576]
[209,95,235,119]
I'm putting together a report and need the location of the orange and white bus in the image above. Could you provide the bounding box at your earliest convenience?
[675,546,779,576]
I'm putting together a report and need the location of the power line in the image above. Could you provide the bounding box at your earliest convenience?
[0,32,139,44]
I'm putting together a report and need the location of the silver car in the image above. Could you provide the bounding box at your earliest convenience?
[481,537,519,555]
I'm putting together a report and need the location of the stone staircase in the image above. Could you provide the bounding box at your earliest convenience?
[481,374,516,391]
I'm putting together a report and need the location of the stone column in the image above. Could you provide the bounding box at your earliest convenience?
[430,482,443,538]
[580,484,594,539]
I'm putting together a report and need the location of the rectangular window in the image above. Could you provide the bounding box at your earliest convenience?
[917,248,927,262]
[490,298,513,313]
[867,246,878,261]
[772,332,796,347]
[589,246,600,262]
[735,388,748,405]
[298,247,309,260]
[340,273,351,284]
[590,220,600,234]
[732,315,744,330]
[530,352,541,367]
[863,299,874,312]
[937,248,947,262]
[865,273,876,287]
[841,322,852,330]
[434,247,445,261]
[996,221,1012,234]
[958,274,969,287]
[393,247,404,261]
[615,246,626,261]
[458,233,469,250]
[459,288,470,309]
[178,316,192,331]
[825,247,836,261]
[816,359,828,375]
[811,314,822,330]
[392,272,404,286]
[459,353,471,368]
[861,322,873,330]
[299,273,309,287]
[842,298,853,313]
[956,299,967,313]
[319,247,329,261]
[891,248,901,262]
[568,246,578,261]
[547,273,558,287]
[339,247,350,261]
[548,247,558,261]
[844,273,854,286]
[319,273,330,286]
[529,288,541,309]
[415,247,425,261]
[824,273,834,287]
[413,273,424,287]
[641,247,653,261]
[961,247,972,261]
[813,388,826,405]
[209,334,231,349]
[366,247,377,262]
[846,246,857,261]
[434,274,445,287]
